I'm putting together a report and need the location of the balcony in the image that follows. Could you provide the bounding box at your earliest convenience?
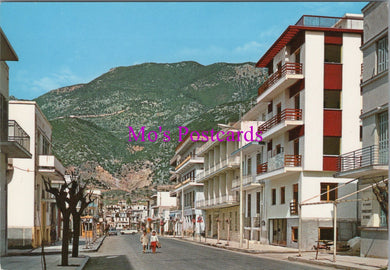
[196,194,239,209]
[290,201,298,215]
[295,15,363,30]
[38,155,65,180]
[335,145,388,178]
[0,120,31,158]
[257,153,302,181]
[232,175,260,190]
[197,156,240,182]
[257,63,303,103]
[175,154,204,173]
[258,109,303,140]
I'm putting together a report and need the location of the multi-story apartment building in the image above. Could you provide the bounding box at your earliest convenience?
[148,189,176,233]
[170,134,205,236]
[130,204,148,230]
[7,101,65,248]
[240,14,364,249]
[336,2,388,258]
[196,131,242,241]
[0,28,32,256]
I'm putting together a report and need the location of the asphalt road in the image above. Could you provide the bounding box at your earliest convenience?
[83,234,333,270]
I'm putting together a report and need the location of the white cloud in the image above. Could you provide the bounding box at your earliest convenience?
[234,41,263,53]
[31,67,83,93]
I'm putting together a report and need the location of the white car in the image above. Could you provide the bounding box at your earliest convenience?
[121,229,138,235]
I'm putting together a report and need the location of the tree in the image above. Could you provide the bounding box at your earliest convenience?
[372,178,388,225]
[43,178,74,266]
[69,178,95,258]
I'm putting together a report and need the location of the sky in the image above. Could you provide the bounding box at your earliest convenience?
[0,2,367,100]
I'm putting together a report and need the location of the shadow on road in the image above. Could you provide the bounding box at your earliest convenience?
[84,255,134,270]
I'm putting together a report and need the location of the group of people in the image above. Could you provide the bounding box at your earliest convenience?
[140,230,160,253]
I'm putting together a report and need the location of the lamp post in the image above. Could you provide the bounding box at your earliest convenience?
[217,123,244,248]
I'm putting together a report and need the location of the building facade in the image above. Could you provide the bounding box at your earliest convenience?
[148,190,176,234]
[7,101,65,248]
[170,134,205,236]
[336,2,389,258]
[0,28,32,256]
[196,131,241,241]
[241,14,363,249]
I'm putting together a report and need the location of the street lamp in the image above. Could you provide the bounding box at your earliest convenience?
[217,123,244,248]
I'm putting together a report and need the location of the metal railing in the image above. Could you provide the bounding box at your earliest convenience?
[258,63,303,96]
[257,154,301,174]
[8,120,30,151]
[258,108,302,133]
[337,145,388,172]
[295,15,363,29]
[290,201,298,215]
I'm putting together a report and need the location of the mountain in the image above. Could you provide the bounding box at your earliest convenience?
[35,61,266,199]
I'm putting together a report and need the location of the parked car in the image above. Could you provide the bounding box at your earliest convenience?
[108,228,118,236]
[121,229,138,235]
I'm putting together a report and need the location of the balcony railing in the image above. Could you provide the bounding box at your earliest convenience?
[337,145,388,172]
[258,63,303,96]
[257,162,268,174]
[257,154,302,174]
[258,109,302,134]
[8,120,30,151]
[196,194,238,208]
[295,15,363,30]
[290,201,298,215]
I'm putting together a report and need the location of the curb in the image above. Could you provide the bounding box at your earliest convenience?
[81,235,106,253]
[76,255,90,270]
[169,237,298,254]
[287,256,383,270]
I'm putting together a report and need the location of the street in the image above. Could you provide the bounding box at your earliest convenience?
[83,235,333,270]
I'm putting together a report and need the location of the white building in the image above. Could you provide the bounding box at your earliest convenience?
[0,28,32,256]
[148,190,176,234]
[170,134,205,236]
[336,2,388,258]
[196,131,242,241]
[7,101,65,248]
[240,14,363,249]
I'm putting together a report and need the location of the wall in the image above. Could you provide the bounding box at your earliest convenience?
[303,31,324,171]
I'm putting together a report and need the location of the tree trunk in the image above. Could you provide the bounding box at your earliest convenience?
[72,215,81,257]
[61,212,70,266]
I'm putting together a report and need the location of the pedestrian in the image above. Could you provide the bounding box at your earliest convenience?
[150,230,159,254]
[140,230,149,253]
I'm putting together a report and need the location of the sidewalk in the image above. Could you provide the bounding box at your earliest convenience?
[167,235,388,270]
[7,235,106,256]
[1,235,106,270]
[0,255,89,270]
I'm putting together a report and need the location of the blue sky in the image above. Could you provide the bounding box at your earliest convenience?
[1,2,367,100]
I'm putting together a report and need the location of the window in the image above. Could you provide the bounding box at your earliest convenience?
[222,213,225,230]
[247,158,252,175]
[378,111,388,164]
[272,189,276,205]
[280,187,285,204]
[325,44,341,63]
[257,153,262,165]
[276,144,282,155]
[247,194,252,217]
[256,192,261,214]
[378,36,388,74]
[268,101,273,113]
[324,90,341,109]
[320,183,338,201]
[319,227,334,241]
[323,137,340,155]
[292,227,298,242]
[234,212,238,231]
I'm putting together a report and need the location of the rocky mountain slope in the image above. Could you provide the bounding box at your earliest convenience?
[35,61,266,199]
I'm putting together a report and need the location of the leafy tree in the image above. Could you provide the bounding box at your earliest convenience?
[372,178,388,225]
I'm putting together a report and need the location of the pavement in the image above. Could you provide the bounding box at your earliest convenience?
[84,234,327,270]
[167,235,388,270]
[0,236,105,270]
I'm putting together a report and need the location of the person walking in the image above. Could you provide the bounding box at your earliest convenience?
[140,230,149,253]
[150,230,159,253]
